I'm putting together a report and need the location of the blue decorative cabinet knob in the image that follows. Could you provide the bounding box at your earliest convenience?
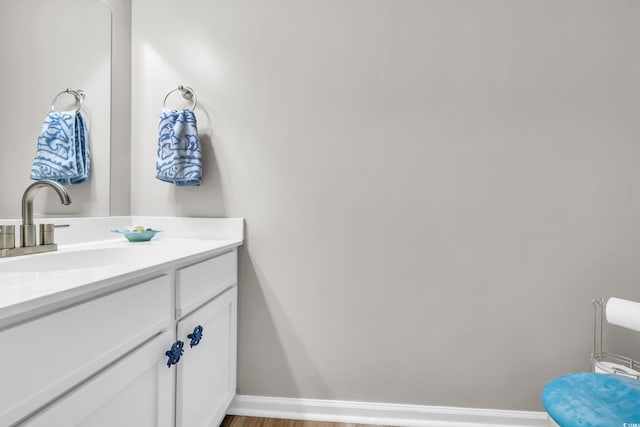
[165,340,184,367]
[188,325,204,348]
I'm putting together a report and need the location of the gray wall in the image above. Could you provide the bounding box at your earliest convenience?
[131,0,640,410]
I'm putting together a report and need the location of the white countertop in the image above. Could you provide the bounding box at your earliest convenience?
[0,217,243,327]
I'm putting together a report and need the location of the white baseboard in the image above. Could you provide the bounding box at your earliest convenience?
[227,395,548,427]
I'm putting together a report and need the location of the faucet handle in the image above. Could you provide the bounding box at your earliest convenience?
[39,223,70,246]
[0,225,15,250]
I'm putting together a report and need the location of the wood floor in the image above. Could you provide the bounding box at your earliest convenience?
[221,415,390,427]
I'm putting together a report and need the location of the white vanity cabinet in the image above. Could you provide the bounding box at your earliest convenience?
[0,274,173,426]
[174,250,238,427]
[2,248,238,427]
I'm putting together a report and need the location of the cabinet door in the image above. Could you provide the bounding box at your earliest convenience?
[176,286,237,427]
[21,330,175,427]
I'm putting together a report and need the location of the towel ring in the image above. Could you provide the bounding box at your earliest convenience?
[50,89,85,112]
[163,85,197,111]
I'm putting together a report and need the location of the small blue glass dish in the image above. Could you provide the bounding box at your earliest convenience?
[111,228,161,242]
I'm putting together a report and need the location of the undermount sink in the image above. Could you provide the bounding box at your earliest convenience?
[0,245,165,273]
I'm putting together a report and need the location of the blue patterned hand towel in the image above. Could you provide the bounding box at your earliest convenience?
[155,108,202,186]
[30,110,90,184]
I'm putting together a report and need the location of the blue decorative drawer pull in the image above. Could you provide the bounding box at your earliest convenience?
[165,340,184,367]
[188,325,204,348]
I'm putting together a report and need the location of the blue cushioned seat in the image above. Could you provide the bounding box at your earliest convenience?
[542,372,640,427]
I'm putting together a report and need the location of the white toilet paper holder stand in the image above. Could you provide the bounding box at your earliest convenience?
[592,298,640,379]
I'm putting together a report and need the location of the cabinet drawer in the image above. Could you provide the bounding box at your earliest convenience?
[176,250,237,318]
[0,275,171,426]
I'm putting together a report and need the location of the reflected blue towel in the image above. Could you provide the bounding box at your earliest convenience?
[155,108,202,186]
[30,110,90,184]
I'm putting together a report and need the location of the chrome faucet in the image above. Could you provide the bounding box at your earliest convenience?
[21,180,71,247]
[0,180,72,257]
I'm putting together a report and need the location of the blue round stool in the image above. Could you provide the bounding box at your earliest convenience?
[542,372,640,426]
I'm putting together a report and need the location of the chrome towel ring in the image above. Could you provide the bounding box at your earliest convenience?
[50,88,85,112]
[163,85,197,111]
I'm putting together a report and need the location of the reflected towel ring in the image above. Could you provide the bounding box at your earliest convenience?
[163,85,197,111]
[50,88,85,112]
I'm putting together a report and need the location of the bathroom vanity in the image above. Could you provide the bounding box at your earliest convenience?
[0,217,243,427]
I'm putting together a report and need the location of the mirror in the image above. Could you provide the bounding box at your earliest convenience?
[0,0,111,218]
